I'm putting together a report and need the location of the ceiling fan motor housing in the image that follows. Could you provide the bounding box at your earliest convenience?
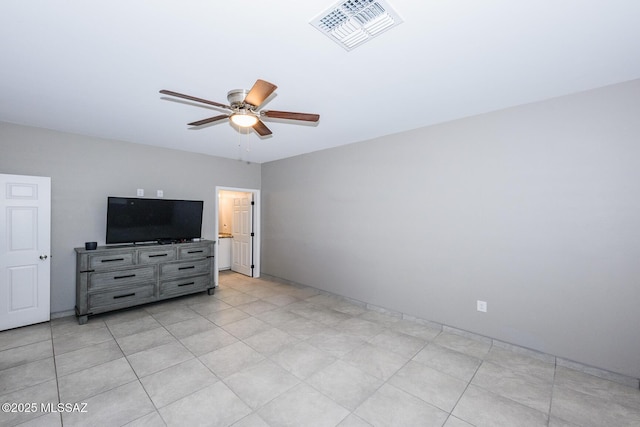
[227,89,251,108]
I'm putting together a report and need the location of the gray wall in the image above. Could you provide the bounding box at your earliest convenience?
[261,79,640,379]
[0,122,261,314]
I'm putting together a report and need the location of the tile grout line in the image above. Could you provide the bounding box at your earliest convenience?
[444,337,492,426]
[49,322,64,427]
[545,356,558,427]
[107,317,163,426]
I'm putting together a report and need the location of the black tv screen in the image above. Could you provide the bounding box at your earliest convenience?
[106,197,203,244]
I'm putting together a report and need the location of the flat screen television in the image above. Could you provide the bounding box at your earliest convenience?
[106,197,204,244]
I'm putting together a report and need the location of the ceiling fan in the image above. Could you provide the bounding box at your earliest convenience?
[160,79,320,136]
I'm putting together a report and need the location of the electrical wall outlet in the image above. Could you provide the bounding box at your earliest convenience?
[137,188,144,197]
[477,300,487,312]
[157,190,163,197]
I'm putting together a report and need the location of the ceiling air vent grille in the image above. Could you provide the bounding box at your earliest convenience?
[311,0,403,51]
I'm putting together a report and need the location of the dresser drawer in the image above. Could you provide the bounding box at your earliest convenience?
[178,244,211,259]
[138,248,176,264]
[88,266,156,291]
[159,274,210,298]
[87,251,135,269]
[160,258,210,278]
[89,284,155,309]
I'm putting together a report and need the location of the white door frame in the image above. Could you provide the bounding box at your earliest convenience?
[214,186,260,285]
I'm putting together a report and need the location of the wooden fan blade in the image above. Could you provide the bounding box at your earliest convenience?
[188,114,229,127]
[159,90,231,110]
[262,110,320,122]
[252,119,272,136]
[244,79,277,107]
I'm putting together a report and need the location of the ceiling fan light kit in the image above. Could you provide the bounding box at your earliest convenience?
[230,111,258,127]
[160,79,319,137]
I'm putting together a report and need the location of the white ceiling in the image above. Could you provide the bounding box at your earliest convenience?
[2,1,639,164]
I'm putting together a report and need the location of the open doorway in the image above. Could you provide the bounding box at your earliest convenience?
[215,187,260,285]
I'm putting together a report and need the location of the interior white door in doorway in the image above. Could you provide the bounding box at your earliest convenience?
[231,195,253,277]
[0,174,51,331]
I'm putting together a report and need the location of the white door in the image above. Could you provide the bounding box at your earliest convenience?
[0,174,51,331]
[231,195,253,276]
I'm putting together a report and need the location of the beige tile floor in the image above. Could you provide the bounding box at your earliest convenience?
[1,271,639,426]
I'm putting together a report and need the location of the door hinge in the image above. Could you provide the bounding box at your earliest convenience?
[251,201,255,205]
[250,264,255,269]
[250,232,254,237]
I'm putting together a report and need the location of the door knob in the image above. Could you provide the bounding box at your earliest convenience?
[39,255,48,260]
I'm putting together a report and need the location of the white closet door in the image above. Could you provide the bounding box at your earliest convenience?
[0,174,51,331]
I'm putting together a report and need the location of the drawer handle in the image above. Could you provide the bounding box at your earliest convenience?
[102,258,125,263]
[178,266,195,270]
[149,254,168,258]
[187,250,204,254]
[114,274,136,280]
[113,293,135,299]
[178,282,195,287]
